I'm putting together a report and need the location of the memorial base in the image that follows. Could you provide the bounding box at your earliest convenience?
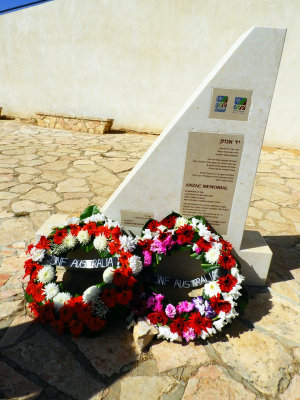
[235,230,273,286]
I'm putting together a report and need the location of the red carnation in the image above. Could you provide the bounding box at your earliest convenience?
[147,220,159,232]
[113,266,131,288]
[218,252,236,270]
[86,317,106,332]
[160,215,177,229]
[59,304,74,323]
[101,288,117,308]
[51,320,65,335]
[218,274,238,293]
[30,282,46,303]
[188,312,213,335]
[23,259,42,279]
[176,225,194,244]
[76,303,92,323]
[127,275,137,288]
[137,238,152,252]
[28,302,40,317]
[69,319,84,336]
[82,222,97,236]
[148,311,168,326]
[69,224,81,236]
[117,289,132,305]
[118,252,131,267]
[53,228,68,245]
[35,236,51,250]
[196,237,212,252]
[111,226,121,239]
[38,301,55,324]
[210,294,232,314]
[220,238,233,252]
[170,317,187,335]
[95,225,110,238]
[108,240,121,255]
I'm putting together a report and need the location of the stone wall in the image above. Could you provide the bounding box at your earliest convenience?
[36,113,113,134]
[0,0,299,147]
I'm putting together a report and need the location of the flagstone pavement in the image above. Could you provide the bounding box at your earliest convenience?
[0,120,299,400]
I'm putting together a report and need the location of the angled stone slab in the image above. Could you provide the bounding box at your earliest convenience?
[105,27,286,284]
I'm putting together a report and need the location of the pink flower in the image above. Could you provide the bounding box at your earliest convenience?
[183,327,196,342]
[147,296,155,309]
[165,304,176,318]
[176,301,194,314]
[143,250,152,266]
[153,293,164,312]
[150,235,175,255]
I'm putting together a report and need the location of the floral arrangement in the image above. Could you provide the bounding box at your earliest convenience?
[136,212,245,342]
[24,206,144,336]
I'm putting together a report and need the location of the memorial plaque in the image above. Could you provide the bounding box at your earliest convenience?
[209,88,253,121]
[180,131,244,235]
[121,210,154,228]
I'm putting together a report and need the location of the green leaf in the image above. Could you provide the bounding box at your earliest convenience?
[190,252,202,260]
[84,243,94,253]
[80,205,101,220]
[201,263,220,273]
[188,215,207,225]
[155,253,162,265]
[24,293,33,303]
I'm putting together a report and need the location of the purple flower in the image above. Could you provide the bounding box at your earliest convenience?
[143,250,152,266]
[165,304,176,318]
[147,296,155,309]
[183,328,196,342]
[204,301,216,318]
[192,296,204,311]
[176,301,194,313]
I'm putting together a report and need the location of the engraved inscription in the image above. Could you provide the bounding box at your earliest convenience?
[180,131,244,235]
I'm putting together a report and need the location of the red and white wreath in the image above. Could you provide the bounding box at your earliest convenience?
[24,206,143,336]
[136,213,245,342]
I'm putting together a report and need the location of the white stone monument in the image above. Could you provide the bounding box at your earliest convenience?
[103,26,287,285]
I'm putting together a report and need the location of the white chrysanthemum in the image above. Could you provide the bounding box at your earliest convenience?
[83,213,105,224]
[67,217,80,225]
[83,285,101,304]
[157,224,167,232]
[53,292,71,309]
[191,217,200,229]
[37,265,55,284]
[211,241,223,252]
[213,314,227,331]
[77,229,90,244]
[157,325,182,342]
[200,330,209,340]
[231,267,245,284]
[94,234,107,251]
[129,255,143,275]
[203,281,221,297]
[211,233,220,241]
[106,219,120,228]
[205,247,221,265]
[197,223,211,242]
[141,229,156,240]
[103,266,115,283]
[63,233,77,249]
[30,247,45,262]
[43,282,59,300]
[174,217,188,229]
[119,235,136,252]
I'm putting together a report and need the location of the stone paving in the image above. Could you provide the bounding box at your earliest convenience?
[0,120,299,400]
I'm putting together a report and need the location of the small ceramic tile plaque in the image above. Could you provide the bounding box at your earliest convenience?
[180,131,244,235]
[121,210,154,228]
[209,88,253,121]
